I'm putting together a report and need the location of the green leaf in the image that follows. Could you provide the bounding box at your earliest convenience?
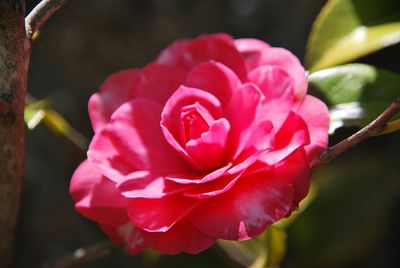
[308,64,400,133]
[218,227,287,268]
[142,249,162,264]
[218,236,265,267]
[264,227,287,267]
[306,0,400,72]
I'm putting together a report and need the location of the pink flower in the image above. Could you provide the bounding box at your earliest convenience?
[70,33,329,254]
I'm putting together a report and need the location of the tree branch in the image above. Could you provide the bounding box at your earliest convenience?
[25,0,68,39]
[311,96,400,170]
[0,1,30,267]
[45,241,120,268]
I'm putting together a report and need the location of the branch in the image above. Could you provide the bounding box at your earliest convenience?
[311,96,400,170]
[0,1,29,267]
[25,0,68,39]
[45,241,120,268]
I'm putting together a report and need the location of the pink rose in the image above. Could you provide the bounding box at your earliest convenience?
[70,33,329,254]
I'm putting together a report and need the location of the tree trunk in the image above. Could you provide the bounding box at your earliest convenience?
[0,1,30,266]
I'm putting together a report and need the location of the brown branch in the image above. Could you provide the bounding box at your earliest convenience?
[45,241,121,268]
[0,1,30,267]
[311,96,400,170]
[25,0,68,39]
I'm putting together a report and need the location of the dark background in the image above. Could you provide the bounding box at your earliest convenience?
[16,0,400,267]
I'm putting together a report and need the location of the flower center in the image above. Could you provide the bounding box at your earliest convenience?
[179,102,213,144]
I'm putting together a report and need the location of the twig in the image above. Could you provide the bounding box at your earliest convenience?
[311,96,400,170]
[45,241,120,268]
[25,0,68,39]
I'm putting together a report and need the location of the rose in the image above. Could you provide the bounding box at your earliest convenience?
[70,33,329,254]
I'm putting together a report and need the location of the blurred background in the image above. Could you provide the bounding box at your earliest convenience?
[17,0,400,267]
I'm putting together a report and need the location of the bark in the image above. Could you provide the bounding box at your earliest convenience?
[0,1,30,266]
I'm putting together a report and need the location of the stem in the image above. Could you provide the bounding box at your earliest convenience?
[25,0,68,39]
[45,241,120,268]
[311,96,400,170]
[0,1,30,267]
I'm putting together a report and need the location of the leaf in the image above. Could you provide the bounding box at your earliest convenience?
[24,96,89,151]
[306,0,400,72]
[142,249,162,264]
[218,236,265,267]
[218,226,288,268]
[307,64,400,133]
[328,102,398,133]
[264,227,287,267]
[381,118,400,134]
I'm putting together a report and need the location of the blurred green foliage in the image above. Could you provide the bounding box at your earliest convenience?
[306,0,400,71]
[308,64,400,133]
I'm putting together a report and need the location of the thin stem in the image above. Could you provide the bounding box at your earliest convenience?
[311,96,400,170]
[45,241,120,268]
[25,0,68,39]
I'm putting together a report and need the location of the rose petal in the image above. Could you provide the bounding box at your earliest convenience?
[161,125,200,170]
[179,102,213,143]
[156,39,191,66]
[248,65,294,102]
[180,71,264,165]
[70,160,128,226]
[179,76,267,165]
[183,171,243,199]
[249,65,295,132]
[127,195,202,232]
[141,220,215,254]
[161,85,223,143]
[100,223,147,254]
[130,63,187,104]
[88,98,190,183]
[295,95,330,162]
[89,69,139,132]
[117,172,193,198]
[234,38,271,57]
[224,83,265,159]
[165,162,232,184]
[87,127,134,182]
[158,34,247,81]
[185,118,230,170]
[185,61,240,106]
[245,47,307,99]
[190,173,292,240]
[262,111,310,165]
[181,34,247,80]
[284,148,311,209]
[100,224,124,244]
[191,148,310,241]
[228,148,271,175]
